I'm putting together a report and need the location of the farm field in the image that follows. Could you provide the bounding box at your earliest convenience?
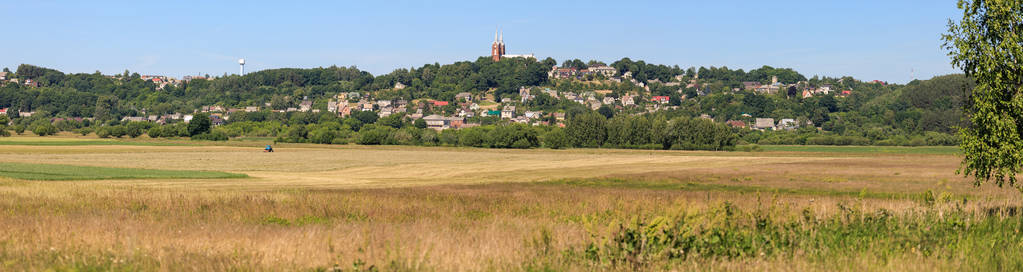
[0,136,1021,271]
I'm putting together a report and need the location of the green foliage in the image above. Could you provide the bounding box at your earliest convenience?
[13,124,25,135]
[0,162,245,181]
[187,113,212,136]
[76,127,93,136]
[664,117,737,151]
[0,125,9,137]
[944,0,1023,189]
[490,123,539,149]
[542,127,570,149]
[30,122,57,136]
[566,112,607,148]
[123,121,153,138]
[357,125,394,145]
[458,127,491,148]
[582,204,1023,270]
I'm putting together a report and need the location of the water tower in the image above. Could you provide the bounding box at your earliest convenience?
[238,58,246,75]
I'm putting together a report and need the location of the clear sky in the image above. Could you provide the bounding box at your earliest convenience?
[0,0,962,84]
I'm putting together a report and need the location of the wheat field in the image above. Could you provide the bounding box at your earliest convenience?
[0,136,1020,271]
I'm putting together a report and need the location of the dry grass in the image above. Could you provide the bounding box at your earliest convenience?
[0,138,1019,271]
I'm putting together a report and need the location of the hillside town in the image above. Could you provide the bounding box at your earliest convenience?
[0,31,888,135]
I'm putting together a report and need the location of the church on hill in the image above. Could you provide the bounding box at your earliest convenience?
[490,29,534,62]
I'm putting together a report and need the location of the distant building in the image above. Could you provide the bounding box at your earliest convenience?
[602,96,616,105]
[587,65,617,77]
[650,96,670,104]
[327,101,339,113]
[501,105,516,119]
[491,30,506,62]
[778,119,798,130]
[621,95,635,106]
[726,120,747,128]
[549,66,578,79]
[754,118,775,130]
[742,81,761,90]
[423,114,464,130]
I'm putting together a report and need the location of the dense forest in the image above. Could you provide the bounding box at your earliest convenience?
[0,57,972,148]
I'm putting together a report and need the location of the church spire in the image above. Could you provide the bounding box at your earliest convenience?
[494,28,499,43]
[499,30,504,45]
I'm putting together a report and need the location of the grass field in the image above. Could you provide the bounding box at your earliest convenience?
[0,136,1019,271]
[0,162,246,180]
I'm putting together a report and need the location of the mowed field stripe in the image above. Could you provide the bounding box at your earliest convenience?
[0,162,247,181]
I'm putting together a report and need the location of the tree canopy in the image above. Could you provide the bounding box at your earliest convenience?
[945,0,1023,190]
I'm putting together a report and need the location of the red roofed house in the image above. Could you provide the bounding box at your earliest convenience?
[726,120,747,128]
[650,96,670,104]
[839,90,852,97]
[0,108,7,115]
[432,100,449,107]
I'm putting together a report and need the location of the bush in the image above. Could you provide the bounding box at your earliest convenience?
[76,127,93,136]
[307,127,339,144]
[187,113,212,136]
[96,127,112,138]
[124,122,151,138]
[32,123,58,136]
[542,127,570,149]
[458,127,491,147]
[13,125,25,135]
[438,129,459,146]
[356,125,394,145]
[0,125,10,137]
[419,129,439,146]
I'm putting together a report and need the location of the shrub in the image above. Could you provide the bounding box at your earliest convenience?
[77,127,93,136]
[542,127,570,149]
[32,123,58,136]
[307,127,339,144]
[356,125,394,145]
[96,127,112,138]
[187,113,212,136]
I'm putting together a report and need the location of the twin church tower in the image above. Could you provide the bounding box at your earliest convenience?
[490,29,506,62]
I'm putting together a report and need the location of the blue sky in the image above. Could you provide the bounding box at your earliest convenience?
[0,0,961,83]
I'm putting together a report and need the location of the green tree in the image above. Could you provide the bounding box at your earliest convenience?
[188,113,212,136]
[597,105,615,119]
[32,124,57,136]
[944,0,1023,189]
[566,112,607,148]
[543,127,570,149]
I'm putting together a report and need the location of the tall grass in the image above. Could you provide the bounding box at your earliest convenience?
[576,202,1023,271]
[1,179,1020,271]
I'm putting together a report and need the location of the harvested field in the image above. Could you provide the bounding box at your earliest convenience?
[0,136,1019,271]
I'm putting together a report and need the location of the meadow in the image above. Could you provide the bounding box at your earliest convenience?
[0,136,1020,271]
